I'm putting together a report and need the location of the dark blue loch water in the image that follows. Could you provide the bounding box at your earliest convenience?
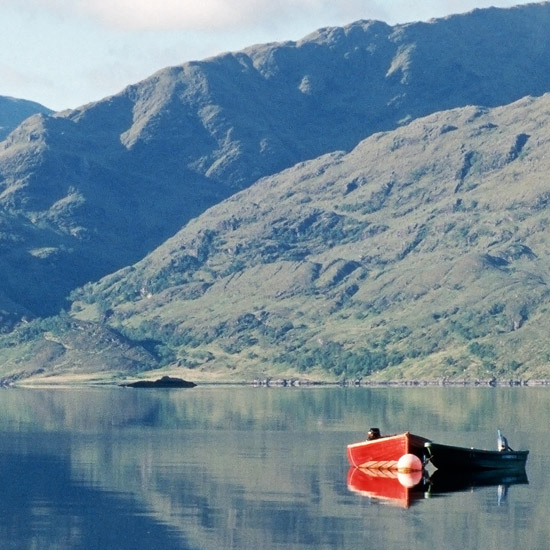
[0,386,546,549]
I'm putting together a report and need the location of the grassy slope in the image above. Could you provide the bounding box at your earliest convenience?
[59,95,550,383]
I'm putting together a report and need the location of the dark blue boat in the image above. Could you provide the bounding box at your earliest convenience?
[425,441,528,471]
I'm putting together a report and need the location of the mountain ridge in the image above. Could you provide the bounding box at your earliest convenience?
[0,96,52,141]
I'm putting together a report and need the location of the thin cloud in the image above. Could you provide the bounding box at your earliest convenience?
[0,0,534,31]
[80,0,378,31]
[0,0,391,31]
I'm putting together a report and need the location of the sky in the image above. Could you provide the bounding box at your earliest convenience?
[0,0,538,112]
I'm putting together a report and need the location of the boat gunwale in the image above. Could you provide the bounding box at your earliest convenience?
[347,432,430,450]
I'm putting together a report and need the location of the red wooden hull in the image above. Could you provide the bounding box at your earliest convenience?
[347,467,425,508]
[347,432,431,470]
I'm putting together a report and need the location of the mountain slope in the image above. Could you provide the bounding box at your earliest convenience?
[36,93,550,382]
[2,3,550,319]
[0,96,52,141]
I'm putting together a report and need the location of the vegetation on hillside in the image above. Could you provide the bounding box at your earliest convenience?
[60,97,550,382]
[2,5,550,382]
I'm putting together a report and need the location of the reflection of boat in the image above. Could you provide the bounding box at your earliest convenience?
[427,468,529,495]
[347,467,529,509]
[425,441,529,471]
[347,430,431,469]
[347,467,427,508]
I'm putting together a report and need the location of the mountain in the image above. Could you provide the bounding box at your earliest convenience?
[2,3,550,321]
[3,4,550,383]
[6,92,550,383]
[0,96,52,141]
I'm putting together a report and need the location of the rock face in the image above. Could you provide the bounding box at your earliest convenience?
[121,376,197,388]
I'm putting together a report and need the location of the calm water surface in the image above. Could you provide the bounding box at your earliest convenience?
[0,386,547,549]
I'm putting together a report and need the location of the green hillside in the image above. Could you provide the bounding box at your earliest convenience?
[5,95,550,383]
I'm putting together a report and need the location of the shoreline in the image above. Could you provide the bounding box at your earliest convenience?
[8,373,550,389]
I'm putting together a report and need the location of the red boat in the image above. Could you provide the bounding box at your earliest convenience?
[347,467,426,508]
[347,429,431,470]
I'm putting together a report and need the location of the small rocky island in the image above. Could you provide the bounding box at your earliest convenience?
[120,376,196,388]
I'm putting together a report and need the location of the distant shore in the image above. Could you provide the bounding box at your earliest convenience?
[7,371,549,388]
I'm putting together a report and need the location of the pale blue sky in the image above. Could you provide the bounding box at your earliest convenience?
[0,0,537,111]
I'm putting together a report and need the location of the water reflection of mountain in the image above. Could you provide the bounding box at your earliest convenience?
[0,448,191,549]
[0,389,359,549]
[0,387,539,549]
